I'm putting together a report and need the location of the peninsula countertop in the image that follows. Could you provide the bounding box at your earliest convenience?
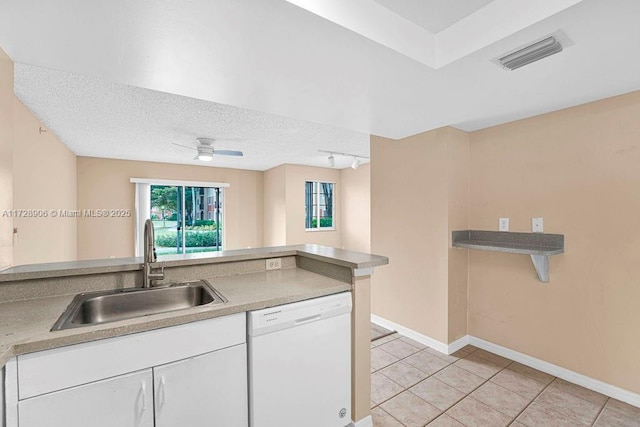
[0,267,352,368]
[0,244,389,282]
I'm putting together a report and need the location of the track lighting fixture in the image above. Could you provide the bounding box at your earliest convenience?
[351,157,361,170]
[318,150,369,169]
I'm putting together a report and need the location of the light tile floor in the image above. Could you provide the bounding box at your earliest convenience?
[370,332,640,426]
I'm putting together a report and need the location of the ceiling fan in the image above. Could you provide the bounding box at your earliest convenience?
[172,137,244,161]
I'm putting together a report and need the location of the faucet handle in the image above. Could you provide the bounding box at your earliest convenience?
[154,261,166,279]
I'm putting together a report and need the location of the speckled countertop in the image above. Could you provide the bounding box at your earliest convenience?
[0,267,352,368]
[0,244,388,282]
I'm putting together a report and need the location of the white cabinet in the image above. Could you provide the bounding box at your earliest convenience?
[18,369,153,427]
[7,313,248,427]
[155,344,248,427]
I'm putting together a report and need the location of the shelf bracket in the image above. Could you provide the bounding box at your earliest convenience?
[452,230,563,283]
[530,255,549,283]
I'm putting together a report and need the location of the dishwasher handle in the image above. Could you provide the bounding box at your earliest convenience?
[294,314,322,325]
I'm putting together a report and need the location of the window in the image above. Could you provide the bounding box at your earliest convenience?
[131,178,228,256]
[305,181,334,230]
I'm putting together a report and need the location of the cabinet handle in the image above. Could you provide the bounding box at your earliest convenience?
[159,376,167,407]
[141,381,147,411]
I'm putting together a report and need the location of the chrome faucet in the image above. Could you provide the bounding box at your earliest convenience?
[143,219,165,288]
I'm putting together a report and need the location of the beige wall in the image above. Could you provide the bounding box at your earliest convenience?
[469,90,640,394]
[77,157,263,259]
[371,93,640,394]
[262,164,343,248]
[445,128,469,342]
[340,163,370,253]
[12,99,77,265]
[263,164,287,246]
[0,47,13,269]
[0,47,77,268]
[371,128,468,343]
[284,164,341,247]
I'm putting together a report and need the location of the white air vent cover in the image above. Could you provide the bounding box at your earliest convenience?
[495,32,571,71]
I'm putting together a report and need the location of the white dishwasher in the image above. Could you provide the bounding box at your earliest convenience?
[248,292,352,427]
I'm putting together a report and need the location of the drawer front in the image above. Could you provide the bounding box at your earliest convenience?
[18,312,245,399]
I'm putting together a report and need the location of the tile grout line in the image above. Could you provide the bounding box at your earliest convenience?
[590,397,610,427]
[443,361,520,426]
[375,405,408,427]
[372,335,630,427]
[549,378,613,412]
[371,336,427,408]
[374,341,547,426]
[507,374,558,426]
[372,341,474,413]
[379,345,504,426]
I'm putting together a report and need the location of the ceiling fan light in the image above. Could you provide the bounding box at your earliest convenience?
[197,145,214,161]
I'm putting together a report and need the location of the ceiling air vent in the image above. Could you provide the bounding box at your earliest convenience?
[497,35,564,71]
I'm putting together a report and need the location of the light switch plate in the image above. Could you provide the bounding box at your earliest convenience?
[266,258,282,270]
[499,218,510,232]
[532,217,544,233]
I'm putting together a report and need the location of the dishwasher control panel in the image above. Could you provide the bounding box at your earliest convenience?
[248,292,352,336]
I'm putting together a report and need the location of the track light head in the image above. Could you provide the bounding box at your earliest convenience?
[328,154,335,168]
[351,157,361,170]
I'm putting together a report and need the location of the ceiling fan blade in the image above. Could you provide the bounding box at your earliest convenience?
[172,142,194,150]
[213,149,244,157]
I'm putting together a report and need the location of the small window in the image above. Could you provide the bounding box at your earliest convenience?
[305,181,334,230]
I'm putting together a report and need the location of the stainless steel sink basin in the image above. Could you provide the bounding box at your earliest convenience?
[52,280,226,331]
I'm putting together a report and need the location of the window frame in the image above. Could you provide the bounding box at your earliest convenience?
[131,178,228,256]
[304,180,336,232]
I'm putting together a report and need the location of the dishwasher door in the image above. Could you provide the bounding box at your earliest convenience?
[248,292,352,427]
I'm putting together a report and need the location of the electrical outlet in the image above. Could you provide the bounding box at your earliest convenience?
[266,258,282,270]
[532,217,544,233]
[499,218,510,232]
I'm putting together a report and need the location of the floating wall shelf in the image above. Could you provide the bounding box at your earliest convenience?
[452,230,564,283]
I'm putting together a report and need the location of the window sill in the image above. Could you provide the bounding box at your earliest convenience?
[305,228,336,232]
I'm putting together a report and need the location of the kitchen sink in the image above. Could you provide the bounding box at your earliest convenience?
[52,280,227,331]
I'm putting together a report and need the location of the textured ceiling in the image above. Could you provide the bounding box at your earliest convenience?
[2,0,640,170]
[372,0,495,33]
[14,64,369,171]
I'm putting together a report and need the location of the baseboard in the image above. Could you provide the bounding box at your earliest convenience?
[371,314,469,355]
[371,314,449,354]
[468,336,640,409]
[350,415,372,427]
[370,315,640,408]
[447,335,470,354]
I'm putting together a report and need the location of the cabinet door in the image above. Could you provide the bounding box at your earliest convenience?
[18,369,153,427]
[154,344,248,427]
